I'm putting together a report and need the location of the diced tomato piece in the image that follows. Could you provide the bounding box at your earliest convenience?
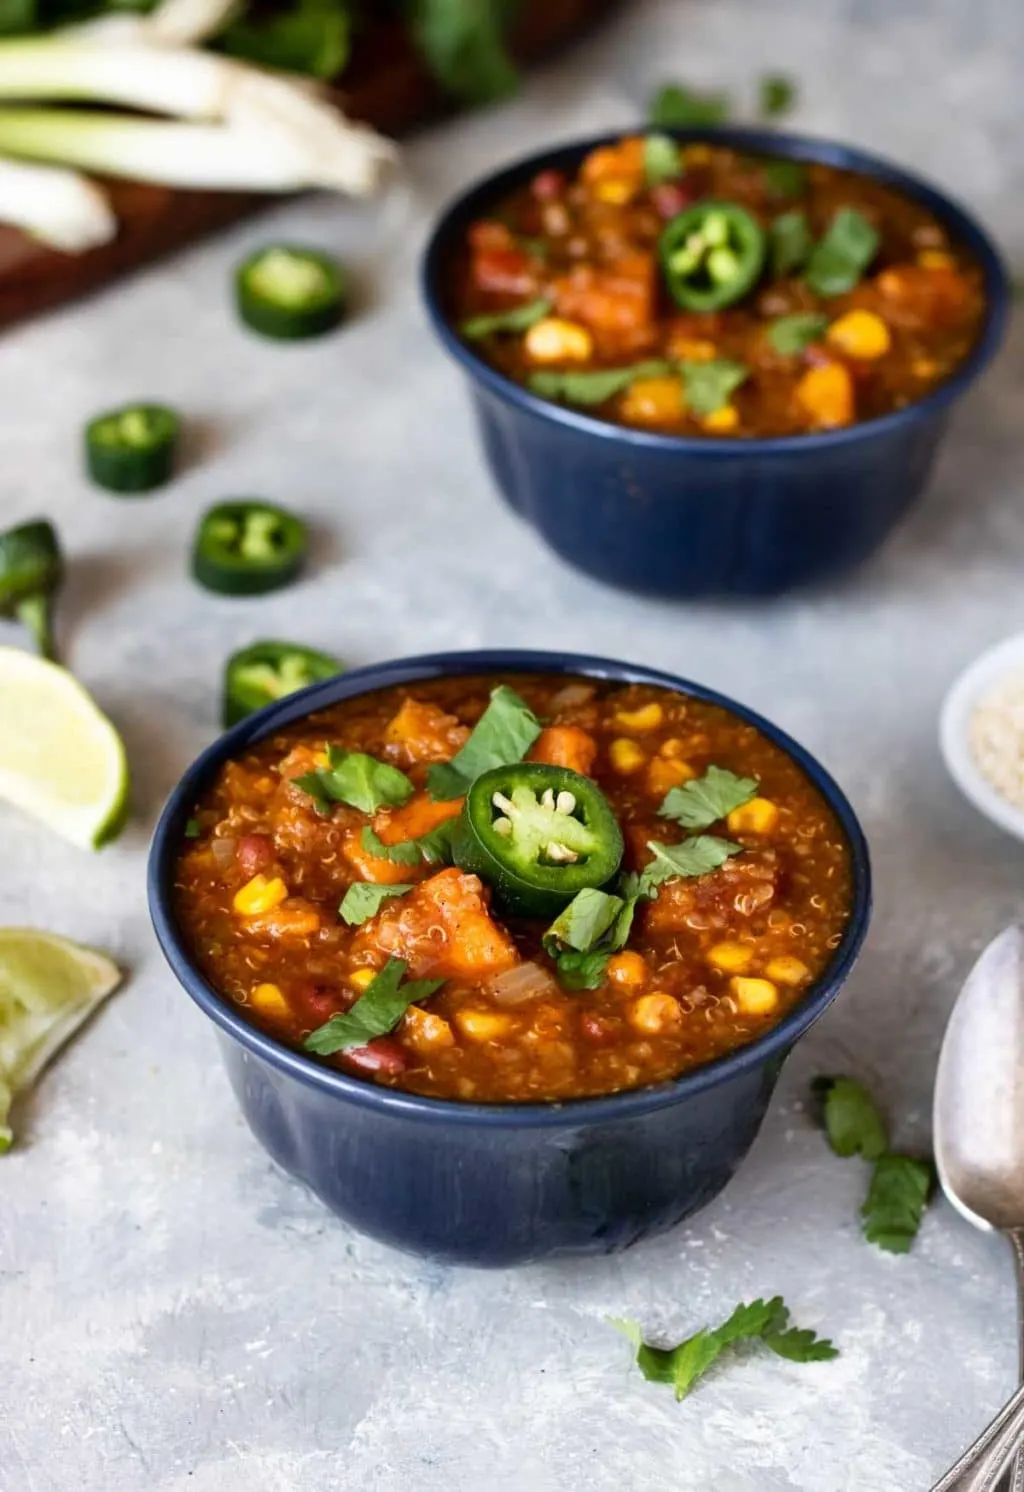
[472,247,540,298]
[531,168,567,201]
[528,725,597,777]
[237,834,275,877]
[352,868,518,980]
[342,1038,408,1076]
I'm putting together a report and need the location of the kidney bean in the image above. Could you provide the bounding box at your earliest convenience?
[531,168,567,201]
[343,1038,408,1076]
[236,834,275,876]
[650,181,695,220]
[580,1012,619,1045]
[293,981,344,1026]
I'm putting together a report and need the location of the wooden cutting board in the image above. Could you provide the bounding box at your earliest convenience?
[0,0,619,331]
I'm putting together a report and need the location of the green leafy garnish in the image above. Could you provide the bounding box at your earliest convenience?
[217,0,350,80]
[361,820,456,868]
[649,81,731,128]
[293,747,414,817]
[759,73,798,119]
[543,887,632,990]
[426,685,541,800]
[644,133,683,186]
[767,312,829,356]
[460,298,552,340]
[305,957,443,1055]
[554,950,614,991]
[184,817,201,839]
[614,1296,837,1402]
[804,208,880,297]
[411,0,519,104]
[861,1155,935,1254]
[680,359,749,418]
[339,882,414,926]
[764,158,808,199]
[639,836,743,896]
[658,764,758,831]
[769,209,812,277]
[528,360,672,408]
[812,1075,889,1160]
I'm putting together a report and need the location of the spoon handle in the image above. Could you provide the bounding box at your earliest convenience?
[1006,1229,1024,1492]
[929,1381,1024,1492]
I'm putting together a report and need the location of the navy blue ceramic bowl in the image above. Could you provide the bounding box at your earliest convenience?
[422,129,1009,598]
[149,650,871,1267]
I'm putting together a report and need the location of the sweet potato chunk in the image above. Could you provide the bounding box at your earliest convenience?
[528,725,597,777]
[550,253,657,353]
[644,852,780,934]
[383,699,470,766]
[374,793,463,845]
[352,869,518,980]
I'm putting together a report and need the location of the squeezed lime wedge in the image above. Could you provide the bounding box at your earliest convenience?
[0,646,129,848]
[0,928,121,1150]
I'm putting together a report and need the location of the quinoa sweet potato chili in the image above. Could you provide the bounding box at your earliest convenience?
[174,675,853,1103]
[448,137,986,437]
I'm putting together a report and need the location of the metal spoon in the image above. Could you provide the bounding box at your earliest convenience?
[933,925,1024,1492]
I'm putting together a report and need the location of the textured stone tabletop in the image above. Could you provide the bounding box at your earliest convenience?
[3,1,1024,1487]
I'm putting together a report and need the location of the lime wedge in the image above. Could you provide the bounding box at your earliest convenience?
[0,928,121,1151]
[0,646,129,849]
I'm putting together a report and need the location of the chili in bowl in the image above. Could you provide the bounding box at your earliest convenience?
[149,650,871,1266]
[422,129,1008,597]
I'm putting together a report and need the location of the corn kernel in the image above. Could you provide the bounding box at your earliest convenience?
[614,702,664,731]
[726,797,779,835]
[609,738,647,774]
[619,376,685,427]
[646,755,696,798]
[607,951,648,988]
[685,144,711,165]
[912,357,939,380]
[707,941,755,974]
[251,982,289,1018]
[702,404,740,433]
[524,316,594,365]
[594,177,638,205]
[671,337,718,363]
[627,992,682,1034]
[918,249,955,270]
[826,309,892,361]
[456,1007,514,1042]
[403,1006,455,1051]
[766,956,810,986]
[233,874,289,916]
[349,968,376,992]
[795,362,854,427]
[731,976,779,1015]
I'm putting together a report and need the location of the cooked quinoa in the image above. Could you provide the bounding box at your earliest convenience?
[968,672,1024,809]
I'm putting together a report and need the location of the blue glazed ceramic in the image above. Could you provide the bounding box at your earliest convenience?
[149,650,872,1267]
[422,129,1010,598]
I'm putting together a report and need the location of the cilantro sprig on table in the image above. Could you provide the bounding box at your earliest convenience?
[293,747,413,817]
[305,957,443,1055]
[813,1075,935,1253]
[613,1296,837,1402]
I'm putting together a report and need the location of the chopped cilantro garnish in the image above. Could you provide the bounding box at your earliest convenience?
[361,820,455,868]
[804,208,880,297]
[528,361,673,407]
[293,747,413,817]
[339,882,414,926]
[613,1296,837,1401]
[460,298,551,340]
[767,312,830,357]
[658,764,758,831]
[649,81,731,128]
[304,957,443,1055]
[639,835,742,896]
[769,209,812,278]
[427,685,541,800]
[680,359,749,417]
[644,133,683,187]
[543,886,633,991]
[184,818,201,839]
[764,158,807,199]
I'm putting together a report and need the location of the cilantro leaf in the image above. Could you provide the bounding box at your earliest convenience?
[293,748,413,817]
[767,312,829,357]
[339,882,414,926]
[544,888,624,955]
[426,685,541,800]
[804,208,880,297]
[649,81,731,128]
[461,298,552,340]
[361,820,456,868]
[644,133,682,186]
[764,159,807,199]
[554,950,611,990]
[680,358,749,417]
[658,764,758,831]
[528,360,673,408]
[411,0,519,104]
[184,817,201,839]
[304,957,443,1055]
[861,1154,934,1253]
[217,0,350,80]
[812,1075,889,1161]
[640,836,742,896]
[769,209,812,277]
[615,1296,837,1402]
[759,73,798,120]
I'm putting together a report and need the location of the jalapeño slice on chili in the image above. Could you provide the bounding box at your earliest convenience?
[452,763,624,919]
[235,245,346,340]
[222,640,343,727]
[192,500,308,596]
[659,201,767,311]
[85,403,180,494]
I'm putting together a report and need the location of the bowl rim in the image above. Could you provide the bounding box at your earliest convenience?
[421,124,1010,456]
[148,649,873,1129]
[940,631,1024,843]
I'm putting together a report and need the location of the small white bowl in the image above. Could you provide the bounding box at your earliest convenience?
[940,631,1024,843]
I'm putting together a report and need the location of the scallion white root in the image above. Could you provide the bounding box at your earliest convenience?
[0,154,115,251]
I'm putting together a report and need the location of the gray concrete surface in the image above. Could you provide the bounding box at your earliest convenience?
[2,0,1024,1486]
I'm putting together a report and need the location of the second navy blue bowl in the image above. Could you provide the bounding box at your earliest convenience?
[422,128,1009,598]
[149,650,871,1267]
